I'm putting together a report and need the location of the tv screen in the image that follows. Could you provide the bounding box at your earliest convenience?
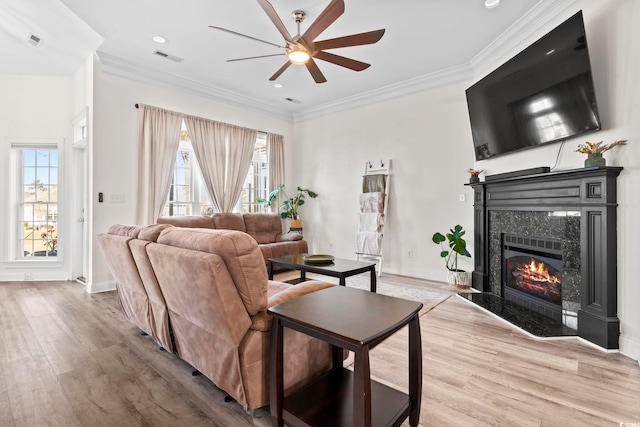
[466,11,601,161]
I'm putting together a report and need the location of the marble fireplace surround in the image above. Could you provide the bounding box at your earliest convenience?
[470,167,622,350]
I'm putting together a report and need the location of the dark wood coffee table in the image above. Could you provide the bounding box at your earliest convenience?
[267,253,377,292]
[268,286,423,427]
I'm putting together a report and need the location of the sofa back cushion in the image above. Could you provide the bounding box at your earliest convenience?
[211,212,246,232]
[157,215,214,229]
[243,213,282,244]
[156,228,268,315]
[108,224,142,238]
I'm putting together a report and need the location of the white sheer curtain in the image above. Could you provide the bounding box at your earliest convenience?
[136,105,183,225]
[267,133,285,213]
[184,116,257,212]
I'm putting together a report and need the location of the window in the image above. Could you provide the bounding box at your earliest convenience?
[163,126,269,216]
[16,147,59,258]
[162,140,212,216]
[239,133,269,213]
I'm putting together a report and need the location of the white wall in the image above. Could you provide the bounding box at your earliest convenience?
[293,0,640,361]
[0,75,74,281]
[293,81,476,280]
[90,63,294,291]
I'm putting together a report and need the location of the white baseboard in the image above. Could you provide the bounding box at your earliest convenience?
[0,272,71,281]
[87,279,116,294]
[620,335,640,364]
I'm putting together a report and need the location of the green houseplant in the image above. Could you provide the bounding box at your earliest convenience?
[432,224,472,288]
[259,184,318,228]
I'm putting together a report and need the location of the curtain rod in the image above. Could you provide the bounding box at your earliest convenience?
[134,103,269,135]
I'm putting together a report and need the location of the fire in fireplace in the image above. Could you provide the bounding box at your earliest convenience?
[502,234,563,321]
[505,256,562,304]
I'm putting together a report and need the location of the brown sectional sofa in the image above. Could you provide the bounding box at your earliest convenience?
[157,212,308,267]
[98,223,335,410]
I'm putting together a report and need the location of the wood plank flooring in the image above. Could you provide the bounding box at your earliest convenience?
[1,277,639,426]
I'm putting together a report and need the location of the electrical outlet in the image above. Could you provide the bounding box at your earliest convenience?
[408,250,414,259]
[459,193,466,202]
[24,273,34,280]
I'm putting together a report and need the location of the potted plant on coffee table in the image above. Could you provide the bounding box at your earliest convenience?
[432,224,472,288]
[259,184,318,229]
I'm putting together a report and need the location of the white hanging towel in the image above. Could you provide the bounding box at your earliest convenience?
[359,192,385,213]
[356,231,383,255]
[359,213,384,232]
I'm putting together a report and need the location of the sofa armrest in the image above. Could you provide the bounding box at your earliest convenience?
[249,281,334,332]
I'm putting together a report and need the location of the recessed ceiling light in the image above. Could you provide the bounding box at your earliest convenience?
[274,83,283,89]
[484,0,500,8]
[152,35,167,44]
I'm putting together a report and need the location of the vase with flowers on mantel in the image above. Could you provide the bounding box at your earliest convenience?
[576,140,628,168]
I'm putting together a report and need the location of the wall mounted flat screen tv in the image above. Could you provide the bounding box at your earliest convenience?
[466,11,601,161]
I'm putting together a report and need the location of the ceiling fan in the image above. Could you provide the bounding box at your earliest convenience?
[209,0,385,83]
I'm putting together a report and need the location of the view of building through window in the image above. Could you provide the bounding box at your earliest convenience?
[20,148,58,258]
[240,134,268,213]
[163,124,269,216]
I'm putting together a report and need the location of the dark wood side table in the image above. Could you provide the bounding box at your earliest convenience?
[268,253,377,292]
[268,286,423,427]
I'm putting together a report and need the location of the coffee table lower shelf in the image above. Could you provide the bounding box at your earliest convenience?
[282,367,411,427]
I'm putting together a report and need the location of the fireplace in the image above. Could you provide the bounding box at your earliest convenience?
[502,234,563,322]
[470,166,622,349]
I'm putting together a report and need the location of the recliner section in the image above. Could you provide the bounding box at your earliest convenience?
[98,224,335,410]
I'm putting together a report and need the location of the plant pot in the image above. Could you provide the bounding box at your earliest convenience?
[447,270,471,289]
[585,153,606,167]
[290,218,303,229]
[469,175,480,184]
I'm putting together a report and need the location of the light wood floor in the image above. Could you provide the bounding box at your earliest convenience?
[1,277,639,426]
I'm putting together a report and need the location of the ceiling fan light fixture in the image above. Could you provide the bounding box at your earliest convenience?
[484,0,500,8]
[288,48,310,65]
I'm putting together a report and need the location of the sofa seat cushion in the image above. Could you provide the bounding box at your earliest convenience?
[243,213,282,244]
[212,212,246,232]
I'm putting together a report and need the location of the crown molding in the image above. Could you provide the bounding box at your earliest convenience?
[97,52,295,122]
[470,0,578,80]
[97,0,574,123]
[293,63,473,122]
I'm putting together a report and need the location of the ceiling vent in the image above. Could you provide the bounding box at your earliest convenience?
[153,50,183,62]
[285,97,302,104]
[27,33,42,47]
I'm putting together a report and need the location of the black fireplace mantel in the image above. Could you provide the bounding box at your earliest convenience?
[470,166,623,349]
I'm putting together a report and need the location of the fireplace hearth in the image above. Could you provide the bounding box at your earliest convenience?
[469,166,622,349]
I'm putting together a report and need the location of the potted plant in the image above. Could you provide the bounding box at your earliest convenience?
[467,168,483,184]
[259,184,318,228]
[575,140,628,167]
[432,224,472,288]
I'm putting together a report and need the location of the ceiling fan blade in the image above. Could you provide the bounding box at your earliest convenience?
[314,51,370,71]
[209,26,285,49]
[227,53,286,62]
[314,29,385,50]
[256,0,293,43]
[302,0,345,43]
[305,58,328,83]
[269,61,292,81]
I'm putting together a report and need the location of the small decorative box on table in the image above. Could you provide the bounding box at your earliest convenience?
[268,286,423,427]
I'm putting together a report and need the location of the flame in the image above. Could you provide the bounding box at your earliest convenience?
[523,259,562,284]
[508,257,562,303]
